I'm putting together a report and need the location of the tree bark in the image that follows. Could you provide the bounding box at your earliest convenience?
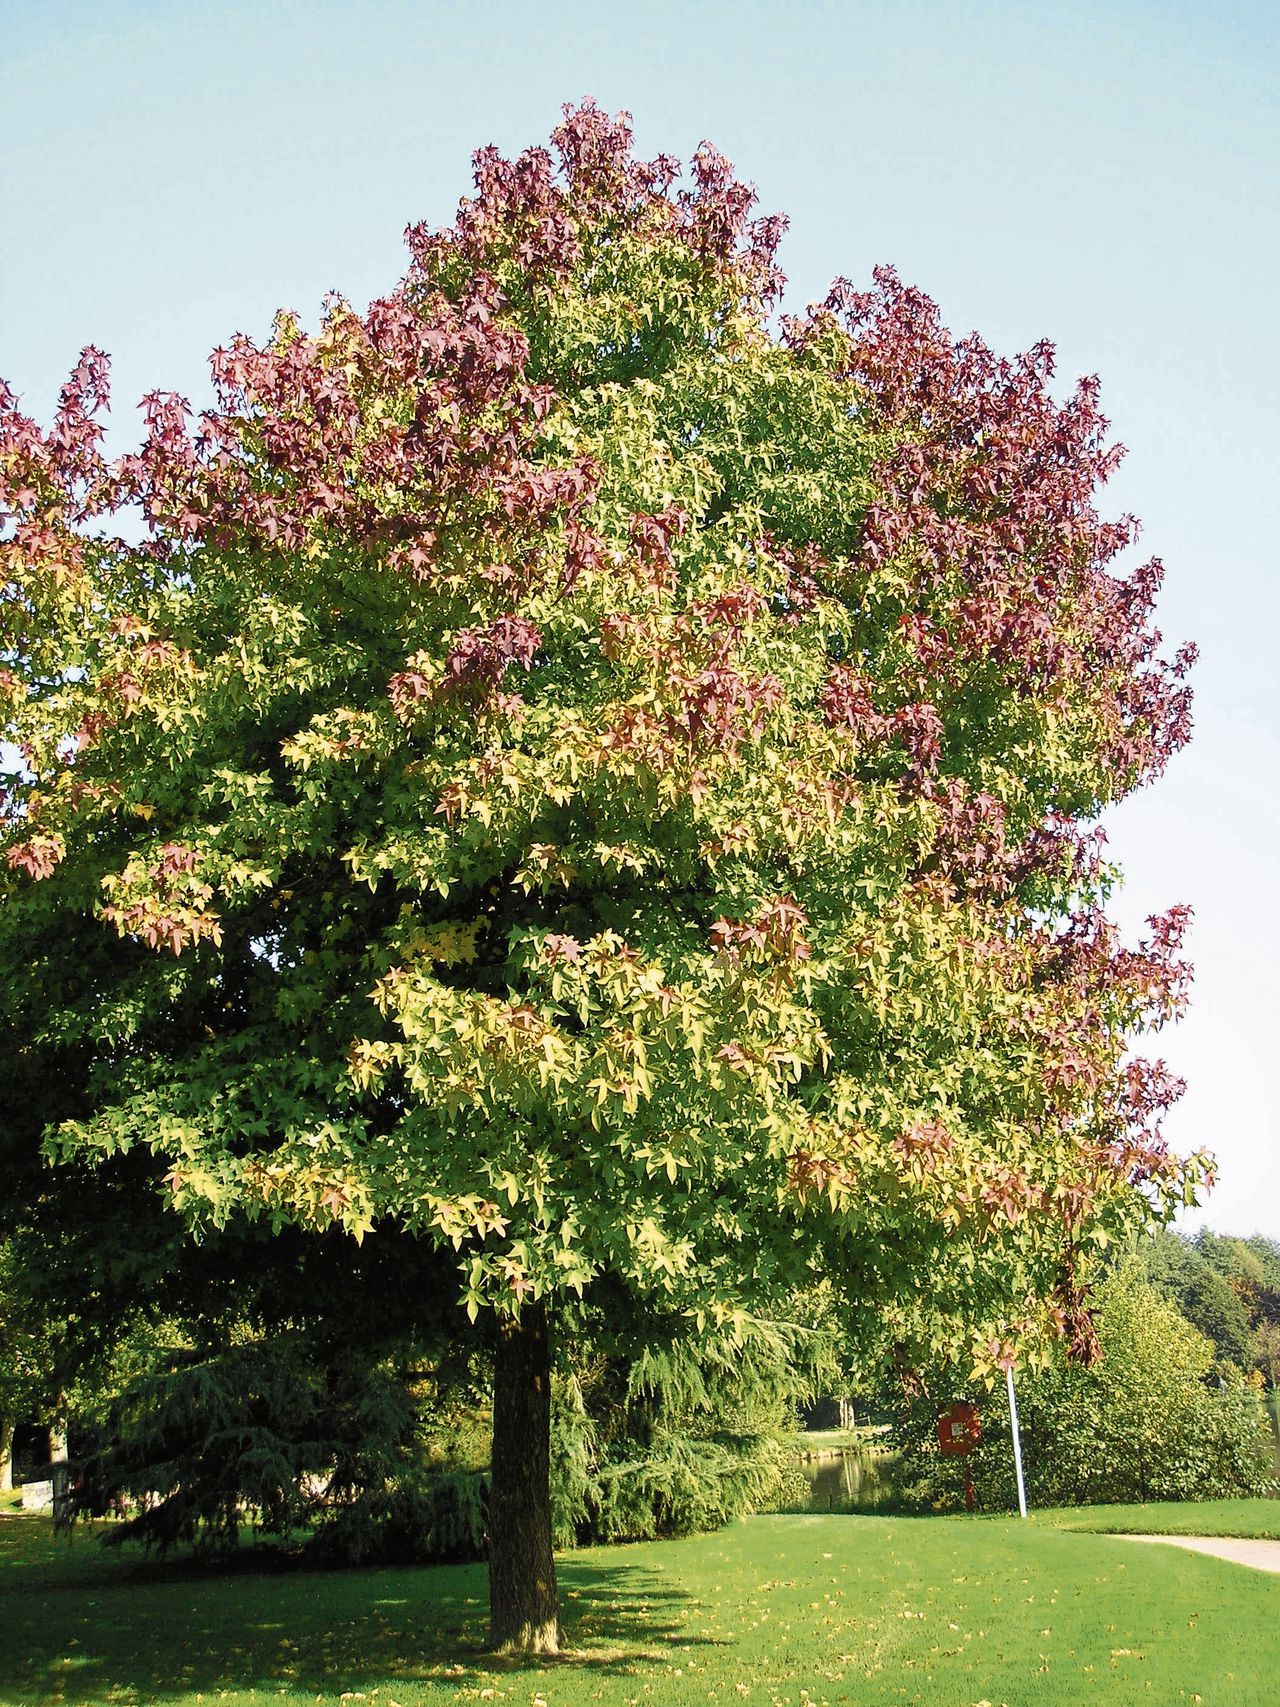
[49,1405,74,1531]
[0,1414,13,1492]
[488,1299,560,1654]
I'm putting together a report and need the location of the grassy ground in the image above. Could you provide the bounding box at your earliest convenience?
[2,1507,1277,1707]
[796,1429,861,1454]
[796,1428,888,1455]
[1045,1497,1280,1539]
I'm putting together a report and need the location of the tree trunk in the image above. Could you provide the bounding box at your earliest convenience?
[49,1405,74,1532]
[488,1300,560,1655]
[0,1414,13,1492]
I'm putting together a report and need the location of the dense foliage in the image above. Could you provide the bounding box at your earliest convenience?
[552,1312,815,1546]
[1135,1228,1280,1377]
[890,1268,1273,1511]
[70,1224,466,1556]
[73,1295,812,1562]
[1,102,1203,1644]
[79,1336,418,1552]
[0,1147,187,1487]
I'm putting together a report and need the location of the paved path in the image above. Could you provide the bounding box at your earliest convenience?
[1108,1533,1280,1574]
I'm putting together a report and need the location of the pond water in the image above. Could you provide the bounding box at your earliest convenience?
[795,1447,901,1513]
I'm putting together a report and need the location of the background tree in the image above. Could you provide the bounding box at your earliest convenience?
[1134,1228,1256,1367]
[0,1044,179,1491]
[1134,1228,1280,1373]
[888,1266,1273,1510]
[1,103,1205,1651]
[1256,1321,1280,1390]
[74,1224,472,1560]
[551,1297,820,1547]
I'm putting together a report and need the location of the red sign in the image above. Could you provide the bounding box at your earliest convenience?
[937,1402,982,1456]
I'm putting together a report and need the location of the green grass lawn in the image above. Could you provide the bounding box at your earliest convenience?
[796,1429,861,1454]
[1,1506,1275,1707]
[1045,1497,1280,1539]
[796,1427,889,1455]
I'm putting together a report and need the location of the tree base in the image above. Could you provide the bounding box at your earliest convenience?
[492,1616,561,1657]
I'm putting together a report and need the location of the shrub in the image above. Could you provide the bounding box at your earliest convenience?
[892,1269,1275,1511]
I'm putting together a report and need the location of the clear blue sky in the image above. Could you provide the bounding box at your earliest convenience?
[5,0,1277,1235]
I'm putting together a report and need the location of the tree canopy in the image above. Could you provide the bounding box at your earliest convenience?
[1,101,1204,1648]
[1136,1227,1280,1374]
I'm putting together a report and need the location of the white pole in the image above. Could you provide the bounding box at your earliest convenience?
[1006,1365,1028,1518]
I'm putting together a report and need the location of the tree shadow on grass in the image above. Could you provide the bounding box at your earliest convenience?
[0,1529,717,1705]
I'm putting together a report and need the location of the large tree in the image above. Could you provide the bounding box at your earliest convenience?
[1,103,1205,1650]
